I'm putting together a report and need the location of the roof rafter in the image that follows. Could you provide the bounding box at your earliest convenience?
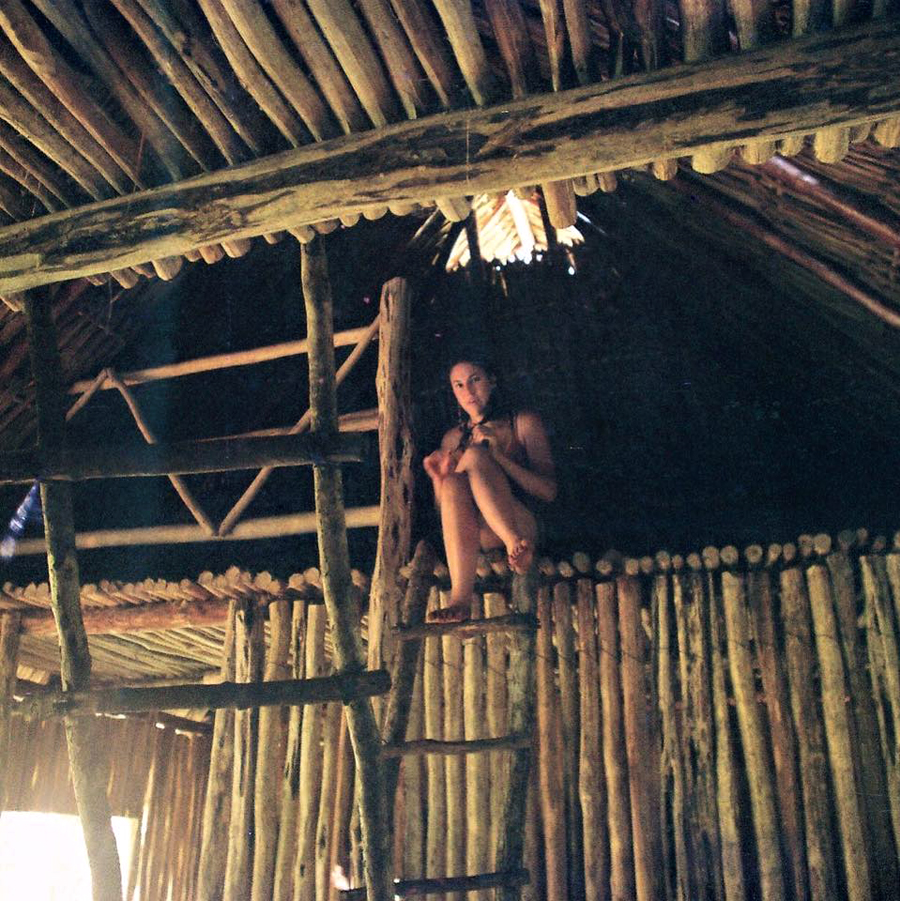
[0,17,898,293]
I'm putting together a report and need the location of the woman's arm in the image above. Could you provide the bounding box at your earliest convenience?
[476,412,557,503]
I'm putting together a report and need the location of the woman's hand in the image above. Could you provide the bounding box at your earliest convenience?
[471,423,502,455]
[423,448,458,480]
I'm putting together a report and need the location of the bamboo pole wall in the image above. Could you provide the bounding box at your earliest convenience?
[6,532,900,900]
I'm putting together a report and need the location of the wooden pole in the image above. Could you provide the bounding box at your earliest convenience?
[0,611,21,810]
[223,598,264,901]
[370,276,414,658]
[576,580,609,901]
[302,238,393,901]
[1,18,899,292]
[315,698,344,900]
[23,289,123,901]
[860,555,900,867]
[292,603,329,901]
[22,670,392,718]
[806,564,873,901]
[536,585,568,901]
[617,575,662,901]
[707,570,747,901]
[0,432,368,484]
[251,598,292,901]
[552,581,584,900]
[746,570,807,901]
[441,588,466,901]
[779,567,839,900]
[381,540,437,810]
[463,594,490,901]
[272,601,307,901]
[396,613,537,640]
[720,571,785,901]
[424,587,447,901]
[596,579,635,901]
[484,590,509,866]
[656,573,691,901]
[680,572,724,901]
[196,603,236,901]
[67,326,375,394]
[339,869,530,899]
[13,505,381,556]
[494,569,539,901]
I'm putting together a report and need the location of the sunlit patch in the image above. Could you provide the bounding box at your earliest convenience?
[0,812,136,901]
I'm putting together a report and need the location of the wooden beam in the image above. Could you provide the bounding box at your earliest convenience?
[382,732,531,757]
[302,239,394,901]
[0,432,369,484]
[395,612,539,640]
[20,595,235,636]
[339,869,530,900]
[0,18,898,291]
[13,505,381,556]
[67,326,375,394]
[23,290,123,901]
[21,670,391,718]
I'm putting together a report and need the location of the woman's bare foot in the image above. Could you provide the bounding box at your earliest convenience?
[428,601,472,623]
[507,538,534,575]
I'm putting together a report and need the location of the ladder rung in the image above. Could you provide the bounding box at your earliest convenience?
[339,867,530,899]
[394,612,538,641]
[382,732,531,757]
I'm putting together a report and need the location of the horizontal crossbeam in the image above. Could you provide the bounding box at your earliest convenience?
[0,19,897,292]
[339,869,530,900]
[20,669,391,718]
[395,613,538,641]
[0,432,369,484]
[382,732,531,757]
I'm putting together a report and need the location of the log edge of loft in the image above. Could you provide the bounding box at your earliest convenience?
[0,17,898,292]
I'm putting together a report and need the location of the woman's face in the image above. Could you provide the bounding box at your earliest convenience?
[449,362,495,420]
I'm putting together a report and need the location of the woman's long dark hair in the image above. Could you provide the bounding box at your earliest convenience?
[450,357,514,449]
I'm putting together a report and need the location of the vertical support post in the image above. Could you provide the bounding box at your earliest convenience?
[301,239,393,901]
[369,276,415,721]
[23,289,123,901]
[197,603,237,901]
[495,569,539,901]
[0,611,21,811]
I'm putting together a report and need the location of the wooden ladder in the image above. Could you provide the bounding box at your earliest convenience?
[351,541,540,900]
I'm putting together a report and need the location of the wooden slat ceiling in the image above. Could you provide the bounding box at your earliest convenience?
[0,0,896,292]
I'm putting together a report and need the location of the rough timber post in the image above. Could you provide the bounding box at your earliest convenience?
[301,239,393,901]
[369,275,414,719]
[494,568,539,901]
[0,611,21,810]
[22,289,123,901]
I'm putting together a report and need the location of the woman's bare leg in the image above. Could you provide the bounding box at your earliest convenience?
[432,472,481,621]
[456,446,535,572]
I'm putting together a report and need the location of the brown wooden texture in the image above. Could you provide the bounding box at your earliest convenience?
[303,239,393,901]
[806,564,873,901]
[618,575,663,901]
[747,570,807,901]
[576,579,609,901]
[596,579,635,901]
[424,586,447,900]
[24,290,123,901]
[0,610,21,809]
[0,431,368,484]
[1,19,899,291]
[779,567,839,901]
[369,276,414,710]
[223,598,264,901]
[537,585,568,901]
[197,602,236,901]
[250,599,291,901]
